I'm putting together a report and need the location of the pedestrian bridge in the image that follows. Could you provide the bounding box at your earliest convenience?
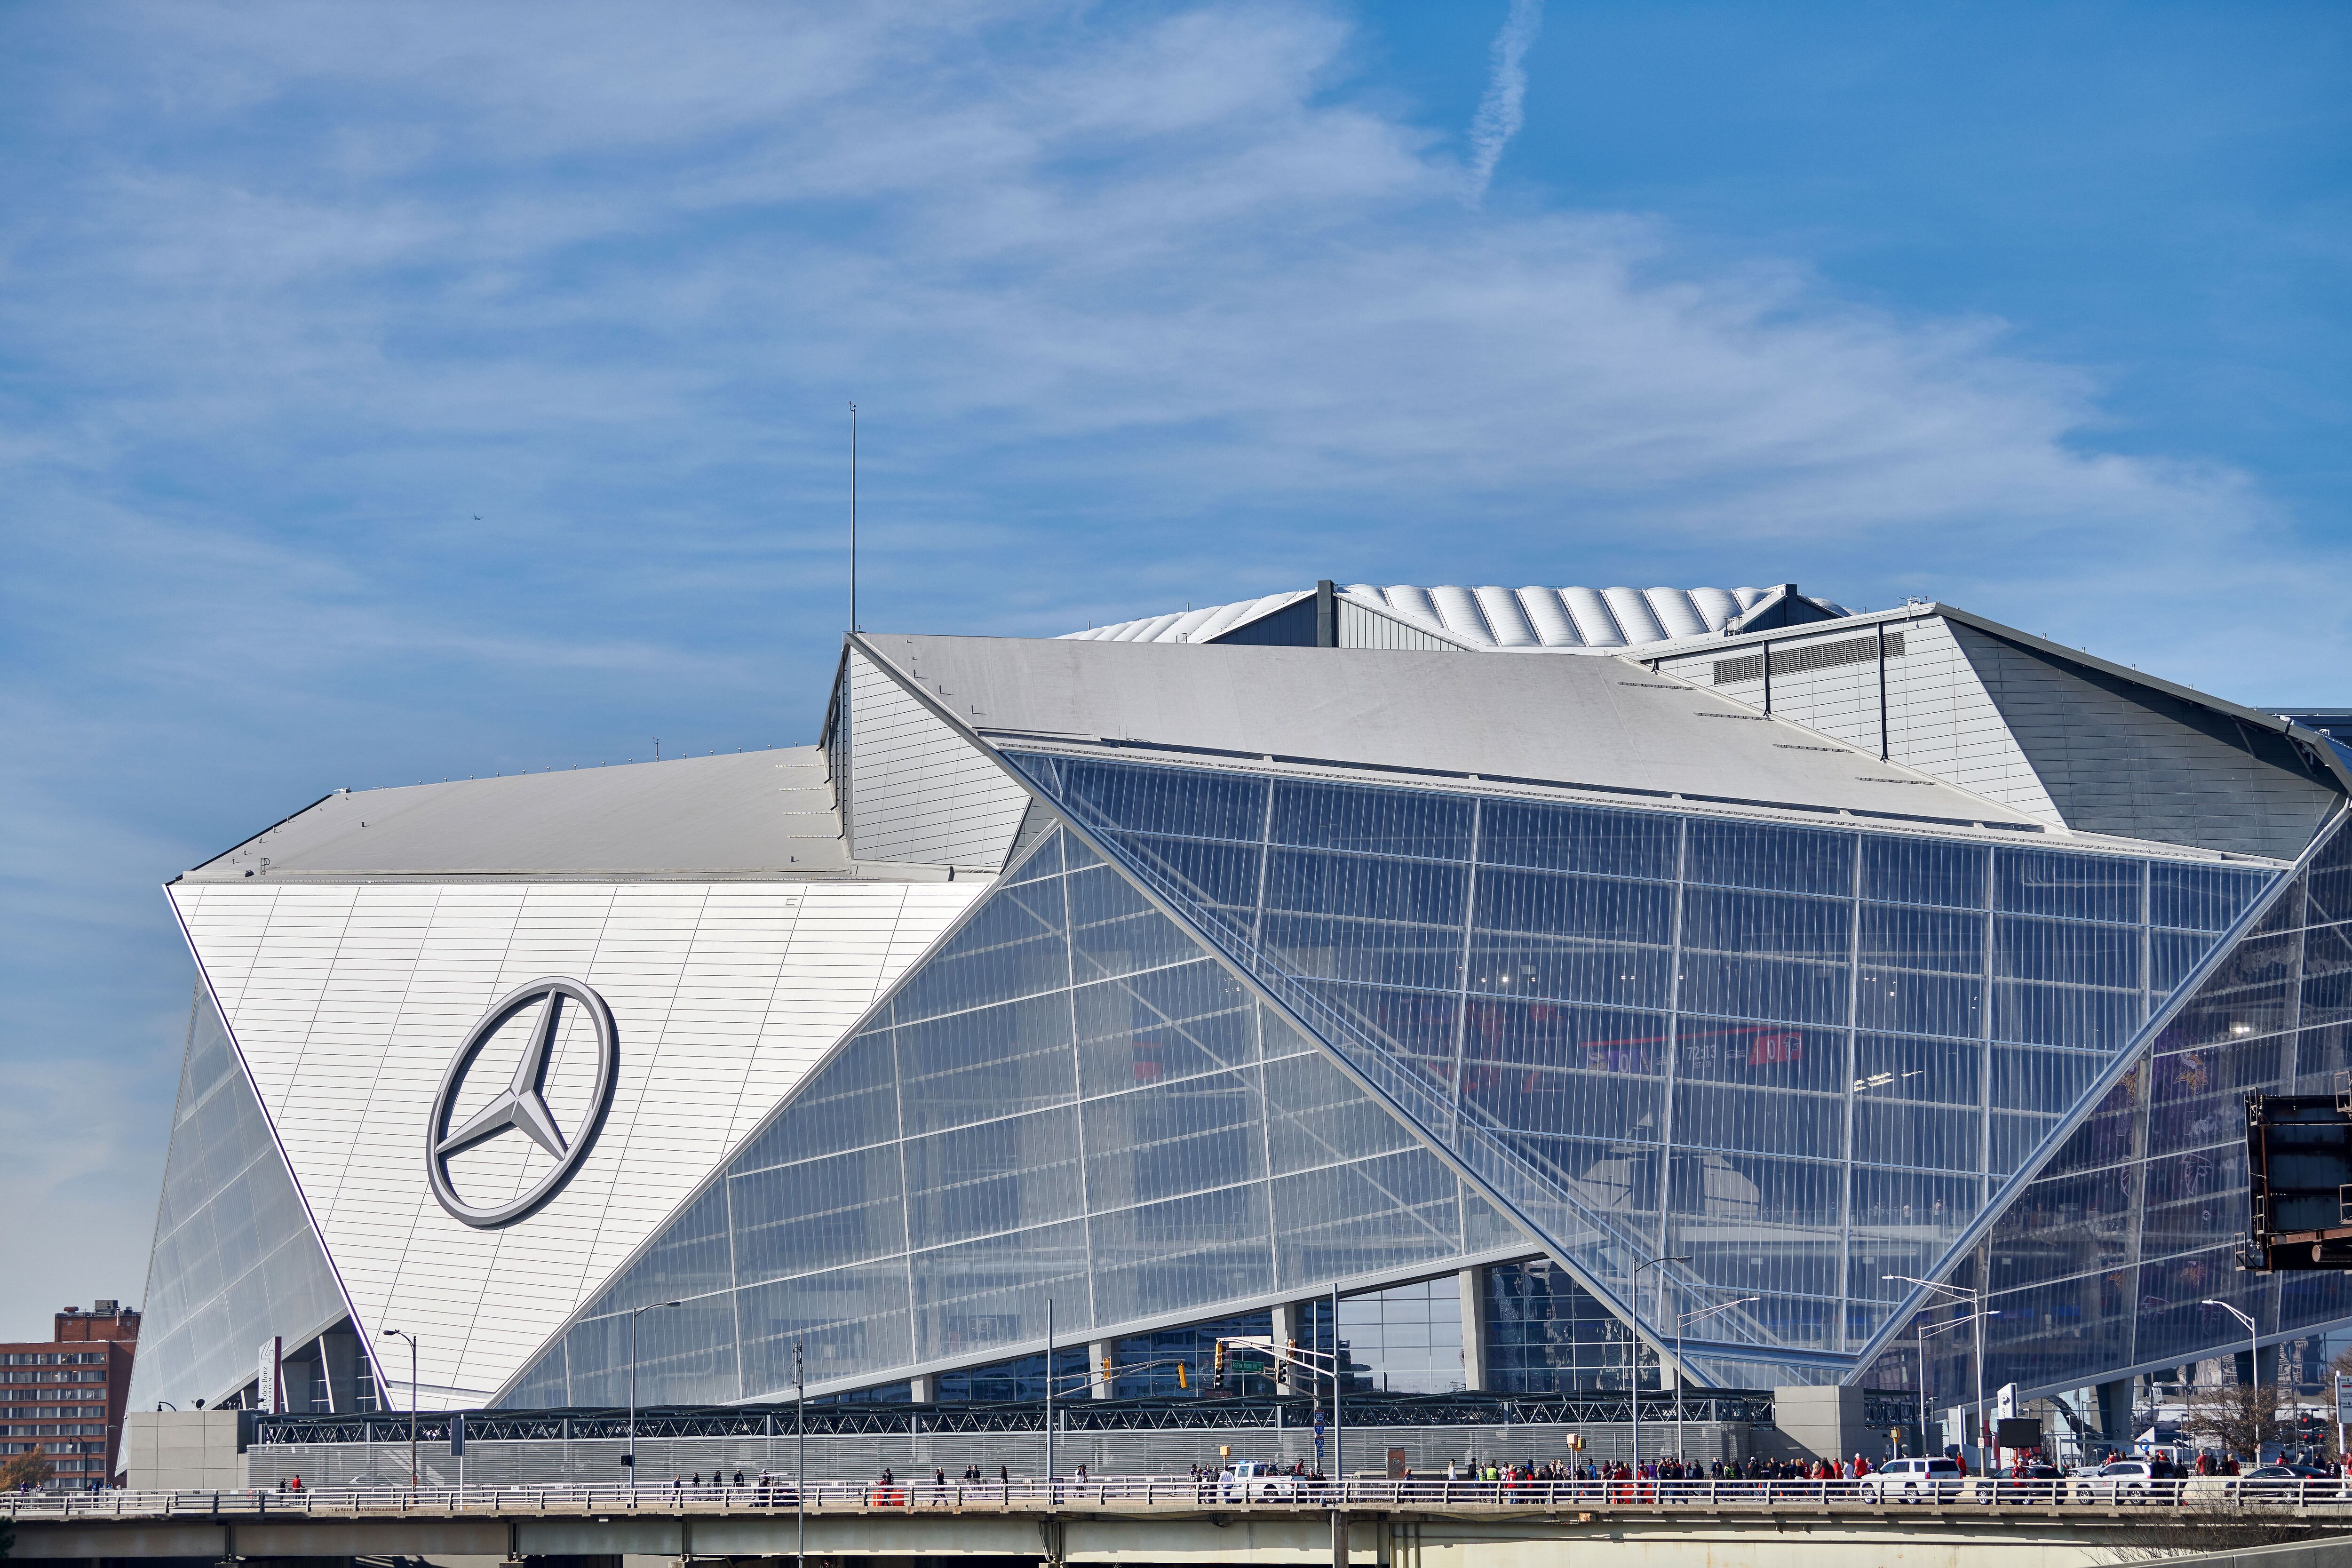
[7,1479,2348,1566]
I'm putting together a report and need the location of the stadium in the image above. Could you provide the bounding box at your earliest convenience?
[122,580,2352,1474]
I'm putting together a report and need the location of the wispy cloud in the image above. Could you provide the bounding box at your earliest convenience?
[0,0,2343,1331]
[1467,0,1546,203]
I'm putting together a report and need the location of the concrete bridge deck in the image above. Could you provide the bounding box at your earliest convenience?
[9,1481,2351,1566]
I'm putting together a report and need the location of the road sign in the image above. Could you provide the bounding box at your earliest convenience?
[2336,1374,2352,1429]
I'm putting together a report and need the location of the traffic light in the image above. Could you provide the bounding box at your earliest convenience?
[1282,1338,1299,1388]
[1101,1353,1113,1393]
[1176,1360,1189,1391]
[1213,1341,1226,1391]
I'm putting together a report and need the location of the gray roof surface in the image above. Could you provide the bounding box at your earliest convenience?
[859,634,2058,831]
[182,747,848,881]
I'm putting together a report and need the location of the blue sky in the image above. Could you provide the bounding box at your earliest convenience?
[2,0,2346,1338]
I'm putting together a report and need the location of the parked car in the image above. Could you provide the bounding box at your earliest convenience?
[1859,1457,1966,1502]
[1217,1462,1298,1502]
[2230,1465,2342,1503]
[2084,1458,2182,1503]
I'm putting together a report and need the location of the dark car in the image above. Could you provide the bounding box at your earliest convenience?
[2231,1465,2342,1503]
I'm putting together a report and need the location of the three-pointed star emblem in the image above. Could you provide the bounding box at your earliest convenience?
[435,988,575,1162]
[427,976,620,1229]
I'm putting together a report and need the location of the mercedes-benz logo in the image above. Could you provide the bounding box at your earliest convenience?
[427,977,618,1229]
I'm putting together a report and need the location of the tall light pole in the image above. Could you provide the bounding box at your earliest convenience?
[1043,1299,1061,1490]
[627,1301,682,1486]
[1330,1282,1345,1568]
[1629,1255,1689,1475]
[1673,1297,1757,1462]
[1887,1276,1995,1467]
[379,1329,419,1488]
[795,1338,805,1568]
[2202,1299,2262,1460]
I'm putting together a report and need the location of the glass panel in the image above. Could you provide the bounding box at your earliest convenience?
[127,990,348,1416]
[1269,780,1472,860]
[1683,818,1855,897]
[1861,836,1987,910]
[1478,799,1678,881]
[1073,960,1256,1096]
[1996,850,2142,924]
[1273,1152,1462,1289]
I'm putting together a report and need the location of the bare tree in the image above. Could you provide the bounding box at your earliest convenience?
[2180,1379,2295,1464]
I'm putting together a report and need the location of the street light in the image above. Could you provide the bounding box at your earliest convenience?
[794,1338,805,1568]
[378,1328,419,1487]
[627,1301,683,1486]
[1887,1276,1996,1467]
[1629,1255,1690,1475]
[1673,1297,1759,1463]
[2201,1299,2262,1459]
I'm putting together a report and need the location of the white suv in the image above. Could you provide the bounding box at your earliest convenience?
[1860,1457,1966,1501]
[1217,1461,1299,1502]
[2085,1458,2181,1503]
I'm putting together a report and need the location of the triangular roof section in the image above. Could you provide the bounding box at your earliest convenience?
[859,630,2167,845]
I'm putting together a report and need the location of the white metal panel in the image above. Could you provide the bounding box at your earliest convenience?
[1883,617,2062,822]
[1335,597,1468,652]
[1643,589,1711,641]
[1688,588,1743,630]
[1423,585,1492,644]
[1560,587,1626,646]
[846,648,1032,867]
[1600,587,1669,645]
[1515,589,1584,647]
[1471,587,1540,647]
[1754,627,1885,757]
[170,874,984,1407]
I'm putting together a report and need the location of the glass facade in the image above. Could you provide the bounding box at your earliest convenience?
[1328,1274,1465,1395]
[1866,809,2352,1402]
[501,827,1524,1408]
[125,988,349,1415]
[1484,1257,1647,1393]
[1008,751,2275,1386]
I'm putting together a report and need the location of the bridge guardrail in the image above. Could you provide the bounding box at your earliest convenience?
[9,1474,2352,1519]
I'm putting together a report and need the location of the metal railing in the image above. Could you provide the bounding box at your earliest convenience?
[11,1474,2352,1519]
[249,1390,1794,1446]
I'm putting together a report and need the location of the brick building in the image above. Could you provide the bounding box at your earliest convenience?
[3,1301,139,1488]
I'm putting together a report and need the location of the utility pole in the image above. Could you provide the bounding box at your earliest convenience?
[795,1339,805,1568]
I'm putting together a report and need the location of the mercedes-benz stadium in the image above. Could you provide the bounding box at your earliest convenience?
[122,580,2352,1474]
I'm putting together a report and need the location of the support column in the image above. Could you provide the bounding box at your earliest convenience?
[1088,1340,1112,1400]
[909,1373,935,1404]
[1458,1267,1487,1393]
[2096,1378,2134,1450]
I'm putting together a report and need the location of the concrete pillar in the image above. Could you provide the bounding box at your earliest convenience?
[1087,1340,1112,1399]
[908,1373,934,1404]
[1775,1385,1868,1465]
[1458,1267,1487,1393]
[2096,1378,2134,1449]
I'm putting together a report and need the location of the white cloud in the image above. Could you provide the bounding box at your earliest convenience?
[1467,0,1545,204]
